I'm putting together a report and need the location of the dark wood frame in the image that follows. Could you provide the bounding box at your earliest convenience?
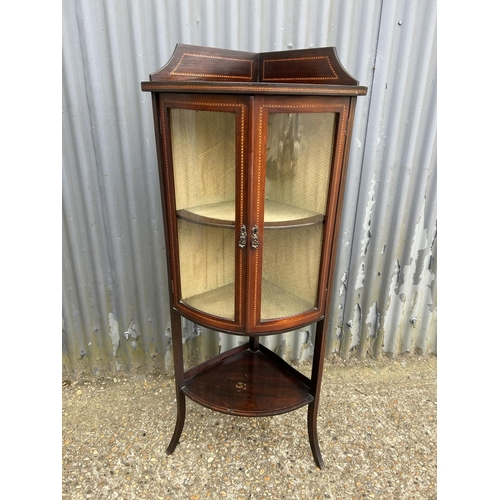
[142,44,366,469]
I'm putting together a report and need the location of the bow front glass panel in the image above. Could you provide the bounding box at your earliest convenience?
[260,112,338,320]
[170,108,237,320]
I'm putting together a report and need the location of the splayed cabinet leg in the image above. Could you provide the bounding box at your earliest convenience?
[308,401,324,469]
[167,391,185,455]
[167,310,185,456]
[308,319,327,469]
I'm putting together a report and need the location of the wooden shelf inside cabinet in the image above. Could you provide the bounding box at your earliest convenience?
[182,279,316,321]
[142,43,367,469]
[177,200,324,229]
[183,343,313,417]
[262,200,324,228]
[177,202,236,228]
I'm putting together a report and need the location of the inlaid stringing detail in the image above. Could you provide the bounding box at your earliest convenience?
[160,108,177,301]
[253,107,264,324]
[171,52,254,80]
[179,304,236,328]
[162,100,244,108]
[319,104,346,302]
[238,107,245,322]
[239,108,245,224]
[147,84,363,95]
[162,99,246,326]
[262,56,339,81]
[254,310,319,330]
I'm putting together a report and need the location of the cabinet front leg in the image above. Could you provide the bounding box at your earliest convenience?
[167,390,186,455]
[307,401,324,469]
[167,310,186,455]
[308,319,327,469]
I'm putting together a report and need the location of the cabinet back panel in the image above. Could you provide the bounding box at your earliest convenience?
[264,112,337,216]
[261,224,324,319]
[170,109,236,214]
[177,219,236,320]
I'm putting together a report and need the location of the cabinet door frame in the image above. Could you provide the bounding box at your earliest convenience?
[158,93,250,333]
[248,95,351,333]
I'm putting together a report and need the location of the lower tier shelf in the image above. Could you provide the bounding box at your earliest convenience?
[182,346,313,417]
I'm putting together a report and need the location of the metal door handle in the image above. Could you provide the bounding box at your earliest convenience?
[238,225,247,249]
[251,225,259,250]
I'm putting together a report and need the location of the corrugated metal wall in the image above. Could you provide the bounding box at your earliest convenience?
[62,0,436,378]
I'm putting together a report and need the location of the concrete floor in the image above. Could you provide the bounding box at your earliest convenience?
[62,354,437,499]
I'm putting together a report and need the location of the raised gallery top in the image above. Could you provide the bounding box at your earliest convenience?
[141,44,367,96]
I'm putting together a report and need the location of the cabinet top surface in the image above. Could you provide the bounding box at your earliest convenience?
[141,44,367,96]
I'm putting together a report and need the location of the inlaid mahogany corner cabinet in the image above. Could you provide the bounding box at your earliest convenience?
[141,44,367,469]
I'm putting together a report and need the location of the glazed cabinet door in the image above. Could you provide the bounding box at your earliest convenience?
[249,96,351,332]
[158,94,249,333]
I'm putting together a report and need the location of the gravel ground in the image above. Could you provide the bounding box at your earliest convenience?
[62,354,437,499]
